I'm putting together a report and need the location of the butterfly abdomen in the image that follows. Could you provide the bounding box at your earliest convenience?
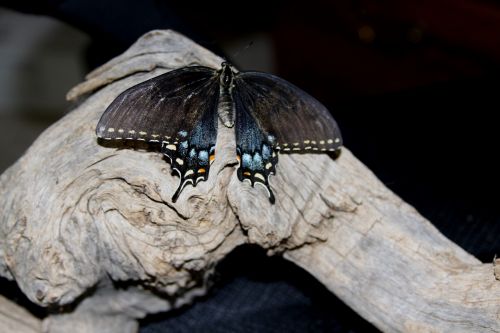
[218,86,235,128]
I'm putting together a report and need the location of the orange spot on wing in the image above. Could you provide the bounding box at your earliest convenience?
[243,171,251,176]
[198,168,206,174]
[209,154,215,163]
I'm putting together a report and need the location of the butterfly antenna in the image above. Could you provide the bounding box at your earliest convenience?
[231,41,254,59]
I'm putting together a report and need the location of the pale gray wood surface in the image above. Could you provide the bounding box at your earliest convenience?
[0,30,498,332]
[0,295,40,333]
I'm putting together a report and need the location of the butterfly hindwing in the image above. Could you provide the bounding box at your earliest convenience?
[233,89,278,203]
[165,81,219,202]
[96,66,220,202]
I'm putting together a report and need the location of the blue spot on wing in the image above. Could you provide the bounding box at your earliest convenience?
[199,150,208,162]
[262,144,271,160]
[242,153,252,167]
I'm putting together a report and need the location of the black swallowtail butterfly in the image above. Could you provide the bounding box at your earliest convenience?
[96,62,342,204]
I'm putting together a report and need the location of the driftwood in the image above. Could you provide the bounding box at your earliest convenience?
[0,30,498,333]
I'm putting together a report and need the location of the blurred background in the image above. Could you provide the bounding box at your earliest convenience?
[0,0,499,332]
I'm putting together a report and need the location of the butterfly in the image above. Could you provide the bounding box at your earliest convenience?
[96,62,343,204]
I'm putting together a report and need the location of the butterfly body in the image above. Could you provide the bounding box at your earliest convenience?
[97,62,342,204]
[218,63,236,128]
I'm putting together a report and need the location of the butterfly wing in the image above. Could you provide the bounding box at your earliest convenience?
[96,66,220,202]
[232,71,343,203]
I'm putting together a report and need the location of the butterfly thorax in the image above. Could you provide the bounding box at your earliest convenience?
[218,62,235,128]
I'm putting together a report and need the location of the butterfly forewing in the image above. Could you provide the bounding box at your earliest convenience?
[234,72,343,153]
[97,66,216,142]
[96,66,220,202]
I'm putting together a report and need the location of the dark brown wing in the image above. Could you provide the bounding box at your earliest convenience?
[233,71,343,153]
[96,66,220,202]
[96,66,217,143]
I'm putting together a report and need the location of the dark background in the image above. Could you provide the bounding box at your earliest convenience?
[0,0,499,331]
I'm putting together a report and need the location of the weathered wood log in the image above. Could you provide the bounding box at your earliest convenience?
[0,30,498,332]
[0,294,41,333]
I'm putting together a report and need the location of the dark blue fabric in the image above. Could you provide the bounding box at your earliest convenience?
[140,246,378,333]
